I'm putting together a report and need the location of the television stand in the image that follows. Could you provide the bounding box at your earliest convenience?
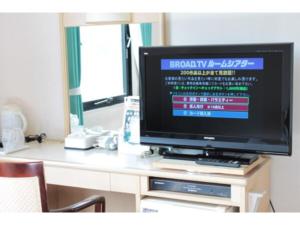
[158,147,258,165]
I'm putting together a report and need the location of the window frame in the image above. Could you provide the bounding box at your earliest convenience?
[82,24,132,111]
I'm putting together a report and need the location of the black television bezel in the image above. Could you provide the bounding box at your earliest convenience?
[139,43,293,156]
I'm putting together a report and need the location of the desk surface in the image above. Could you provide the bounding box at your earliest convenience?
[0,141,259,185]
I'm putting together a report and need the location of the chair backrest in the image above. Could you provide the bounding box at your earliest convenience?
[0,161,48,212]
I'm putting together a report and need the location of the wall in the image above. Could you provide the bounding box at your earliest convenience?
[0,13,65,140]
[165,13,300,212]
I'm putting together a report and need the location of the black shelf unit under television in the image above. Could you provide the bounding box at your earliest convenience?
[139,43,293,161]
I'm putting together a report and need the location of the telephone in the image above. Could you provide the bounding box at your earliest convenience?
[94,131,118,150]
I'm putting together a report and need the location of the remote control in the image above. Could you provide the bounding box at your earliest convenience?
[195,158,241,168]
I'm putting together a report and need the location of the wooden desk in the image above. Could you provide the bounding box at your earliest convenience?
[0,141,270,212]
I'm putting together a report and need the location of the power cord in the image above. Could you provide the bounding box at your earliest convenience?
[270,200,276,212]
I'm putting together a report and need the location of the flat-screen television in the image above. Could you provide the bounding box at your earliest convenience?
[139,43,293,156]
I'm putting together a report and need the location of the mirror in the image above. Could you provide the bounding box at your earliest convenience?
[66,24,131,133]
[64,20,162,134]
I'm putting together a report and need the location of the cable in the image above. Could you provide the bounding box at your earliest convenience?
[269,200,276,212]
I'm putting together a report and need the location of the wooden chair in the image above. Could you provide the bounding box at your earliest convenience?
[0,161,105,212]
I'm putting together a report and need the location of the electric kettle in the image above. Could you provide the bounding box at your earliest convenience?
[0,104,28,152]
[1,104,27,132]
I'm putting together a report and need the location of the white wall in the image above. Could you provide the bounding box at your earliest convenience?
[0,13,64,140]
[166,13,300,212]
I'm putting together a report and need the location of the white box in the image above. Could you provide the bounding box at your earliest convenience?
[64,134,99,150]
[140,197,235,213]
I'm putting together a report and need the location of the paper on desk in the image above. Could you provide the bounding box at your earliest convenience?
[118,141,150,156]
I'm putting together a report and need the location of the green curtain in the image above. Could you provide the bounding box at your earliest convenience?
[66,27,84,126]
[141,23,152,46]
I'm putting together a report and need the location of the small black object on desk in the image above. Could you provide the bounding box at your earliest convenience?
[25,133,47,143]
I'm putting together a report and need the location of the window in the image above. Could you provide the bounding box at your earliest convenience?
[80,24,132,111]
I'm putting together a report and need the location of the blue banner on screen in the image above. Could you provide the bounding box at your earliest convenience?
[161,58,264,70]
[173,110,249,119]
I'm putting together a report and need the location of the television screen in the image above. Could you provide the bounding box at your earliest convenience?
[139,43,293,155]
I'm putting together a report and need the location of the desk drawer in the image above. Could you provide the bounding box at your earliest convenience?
[45,166,110,191]
[110,173,140,194]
